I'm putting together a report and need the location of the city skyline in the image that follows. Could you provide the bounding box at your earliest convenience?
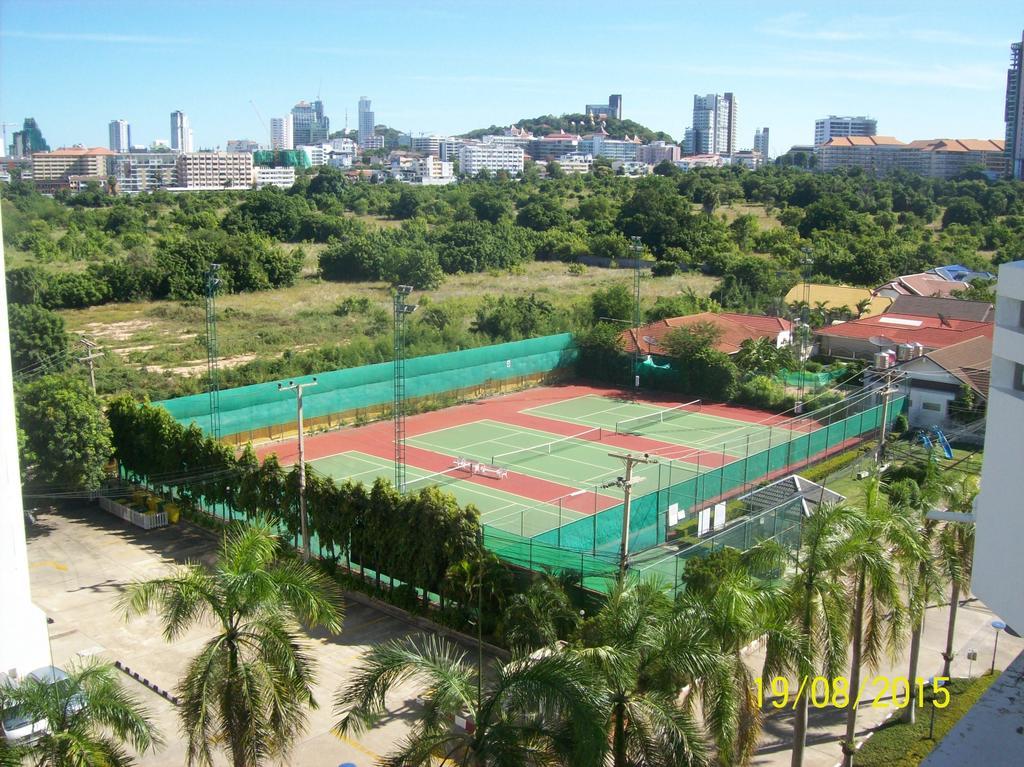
[0,1,1021,155]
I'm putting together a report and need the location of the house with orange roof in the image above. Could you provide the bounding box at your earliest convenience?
[816,135,1007,178]
[814,313,993,360]
[620,312,792,358]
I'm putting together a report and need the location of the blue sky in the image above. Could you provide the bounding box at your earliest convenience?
[0,0,1021,156]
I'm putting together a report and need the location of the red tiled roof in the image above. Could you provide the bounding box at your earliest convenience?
[897,273,968,297]
[620,312,791,356]
[824,136,905,147]
[815,313,993,350]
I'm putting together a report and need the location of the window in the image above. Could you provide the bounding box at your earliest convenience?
[922,402,943,412]
[1015,363,1024,393]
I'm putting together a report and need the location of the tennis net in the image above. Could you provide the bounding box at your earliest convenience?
[401,462,473,494]
[614,400,702,435]
[490,426,603,467]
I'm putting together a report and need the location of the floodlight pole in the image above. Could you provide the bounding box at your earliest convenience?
[393,285,417,492]
[605,452,657,576]
[631,236,643,393]
[205,264,222,441]
[280,378,318,561]
[876,370,899,463]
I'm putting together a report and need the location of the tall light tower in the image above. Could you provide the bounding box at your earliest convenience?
[393,285,417,491]
[631,236,643,392]
[205,264,222,441]
[279,378,318,561]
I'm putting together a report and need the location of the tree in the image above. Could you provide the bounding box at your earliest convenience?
[840,480,919,765]
[578,577,724,767]
[938,475,978,679]
[500,572,582,651]
[120,518,343,767]
[734,337,790,377]
[16,374,112,489]
[8,303,68,374]
[0,658,161,766]
[334,634,606,766]
[764,502,858,767]
[590,283,634,324]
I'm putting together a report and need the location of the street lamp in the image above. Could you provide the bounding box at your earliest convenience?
[279,377,318,561]
[990,619,1007,674]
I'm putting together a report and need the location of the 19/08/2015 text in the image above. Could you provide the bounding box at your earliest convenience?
[754,676,950,710]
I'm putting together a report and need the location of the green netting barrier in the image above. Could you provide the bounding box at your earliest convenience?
[775,367,847,387]
[156,334,577,438]
[528,396,905,557]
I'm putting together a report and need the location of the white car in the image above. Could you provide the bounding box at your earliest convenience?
[0,666,83,745]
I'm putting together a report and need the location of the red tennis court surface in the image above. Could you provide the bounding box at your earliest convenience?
[254,383,818,536]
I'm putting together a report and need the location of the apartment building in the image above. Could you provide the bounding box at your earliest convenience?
[685,93,737,156]
[358,97,375,147]
[31,146,115,192]
[254,166,296,189]
[108,119,130,152]
[529,131,580,161]
[110,152,178,193]
[458,141,525,176]
[816,136,1008,178]
[814,115,877,145]
[974,259,1024,633]
[270,115,294,150]
[175,151,253,188]
[579,128,642,161]
[1005,31,1023,179]
[636,141,681,164]
[170,110,193,152]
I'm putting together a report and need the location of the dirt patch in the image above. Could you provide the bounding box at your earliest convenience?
[149,353,261,377]
[81,319,155,341]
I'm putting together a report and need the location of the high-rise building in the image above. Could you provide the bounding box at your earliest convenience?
[814,115,877,145]
[974,257,1024,634]
[291,100,330,146]
[270,115,294,150]
[358,97,375,148]
[754,127,770,157]
[108,120,131,153]
[10,118,49,159]
[585,94,623,120]
[685,93,737,156]
[176,152,253,188]
[1005,30,1023,179]
[170,110,193,152]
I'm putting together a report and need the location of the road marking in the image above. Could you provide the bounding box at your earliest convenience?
[332,730,380,760]
[30,560,68,571]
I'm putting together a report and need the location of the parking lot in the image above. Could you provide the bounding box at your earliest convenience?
[24,501,454,766]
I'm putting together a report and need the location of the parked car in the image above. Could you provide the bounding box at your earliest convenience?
[0,666,84,745]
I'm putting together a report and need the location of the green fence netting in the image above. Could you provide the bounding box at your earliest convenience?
[528,396,903,558]
[775,367,847,388]
[156,334,577,438]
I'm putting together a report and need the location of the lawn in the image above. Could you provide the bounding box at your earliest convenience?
[854,675,997,767]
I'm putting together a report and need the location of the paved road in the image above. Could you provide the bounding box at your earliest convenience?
[748,592,1024,767]
[25,501,475,767]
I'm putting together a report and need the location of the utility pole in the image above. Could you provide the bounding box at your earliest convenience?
[76,336,103,395]
[604,452,657,575]
[631,236,643,393]
[279,378,318,561]
[875,369,899,463]
[393,285,418,491]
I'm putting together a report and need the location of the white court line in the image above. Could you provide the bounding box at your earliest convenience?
[524,396,652,423]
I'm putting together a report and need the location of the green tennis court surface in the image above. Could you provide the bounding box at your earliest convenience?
[406,419,624,487]
[524,394,803,457]
[309,451,587,538]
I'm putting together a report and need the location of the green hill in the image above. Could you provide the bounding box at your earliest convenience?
[462,113,674,143]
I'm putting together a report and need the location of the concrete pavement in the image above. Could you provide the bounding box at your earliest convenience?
[25,501,481,767]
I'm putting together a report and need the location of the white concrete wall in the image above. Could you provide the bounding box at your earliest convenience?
[974,259,1024,633]
[0,216,52,679]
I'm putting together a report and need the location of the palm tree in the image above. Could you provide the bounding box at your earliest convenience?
[334,634,606,766]
[854,298,872,318]
[679,547,797,767]
[500,572,582,652]
[939,475,978,679]
[840,481,920,766]
[764,502,859,767]
[579,577,727,767]
[894,463,944,724]
[0,658,161,766]
[119,517,343,767]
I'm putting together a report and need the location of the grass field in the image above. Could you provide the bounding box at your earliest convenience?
[58,260,719,376]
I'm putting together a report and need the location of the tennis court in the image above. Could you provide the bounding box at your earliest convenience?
[524,394,802,457]
[309,450,590,538]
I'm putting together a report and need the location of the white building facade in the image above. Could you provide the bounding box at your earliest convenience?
[358,97,375,147]
[254,165,296,189]
[686,93,737,156]
[170,110,193,152]
[270,116,294,150]
[974,259,1024,632]
[814,115,877,145]
[458,142,525,176]
[110,152,178,193]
